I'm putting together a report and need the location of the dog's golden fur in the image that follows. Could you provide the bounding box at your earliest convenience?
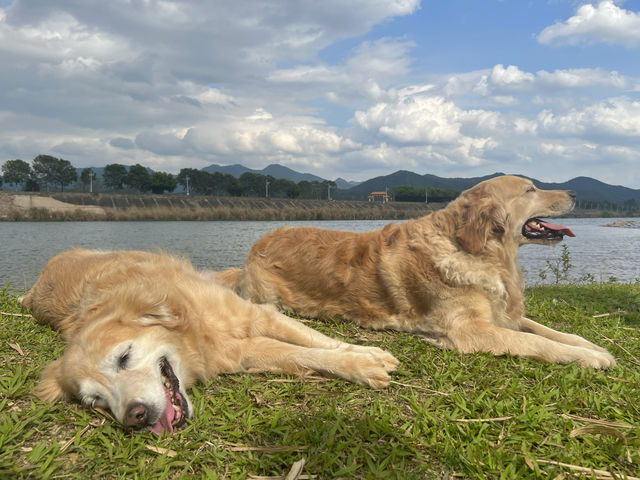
[219,176,614,368]
[24,249,397,433]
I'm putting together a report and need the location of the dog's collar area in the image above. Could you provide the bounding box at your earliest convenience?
[149,357,188,435]
[522,218,575,240]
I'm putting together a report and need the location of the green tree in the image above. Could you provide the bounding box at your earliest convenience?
[25,173,40,192]
[1,159,32,190]
[224,174,243,196]
[103,163,128,190]
[32,155,77,192]
[177,168,211,195]
[125,164,151,193]
[239,172,266,197]
[55,158,78,192]
[31,154,57,191]
[271,178,300,198]
[391,185,460,202]
[149,171,177,194]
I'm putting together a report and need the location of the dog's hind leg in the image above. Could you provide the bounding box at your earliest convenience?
[434,297,615,368]
[519,317,611,354]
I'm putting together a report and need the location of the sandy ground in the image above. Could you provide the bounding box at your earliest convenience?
[0,193,106,218]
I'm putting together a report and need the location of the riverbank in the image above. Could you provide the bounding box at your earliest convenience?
[0,191,440,221]
[1,191,637,221]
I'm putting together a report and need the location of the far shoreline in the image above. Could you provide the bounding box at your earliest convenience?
[1,191,637,222]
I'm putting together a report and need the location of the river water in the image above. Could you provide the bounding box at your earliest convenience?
[1,218,638,291]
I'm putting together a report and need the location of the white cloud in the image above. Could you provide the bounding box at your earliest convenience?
[489,64,535,88]
[183,110,360,158]
[537,1,640,47]
[353,90,500,166]
[267,37,414,106]
[536,68,633,89]
[537,97,640,139]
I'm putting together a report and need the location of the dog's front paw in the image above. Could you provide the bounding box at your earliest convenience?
[341,345,399,372]
[357,353,394,389]
[576,350,616,369]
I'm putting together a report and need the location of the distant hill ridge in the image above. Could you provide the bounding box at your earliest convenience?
[332,170,640,204]
[56,163,640,204]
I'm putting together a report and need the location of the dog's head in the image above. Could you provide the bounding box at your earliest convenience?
[34,286,193,435]
[453,175,576,253]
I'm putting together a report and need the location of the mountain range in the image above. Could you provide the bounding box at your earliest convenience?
[200,164,640,204]
[332,170,640,204]
[202,163,359,190]
[34,163,640,204]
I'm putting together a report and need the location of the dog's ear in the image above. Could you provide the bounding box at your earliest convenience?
[34,358,67,402]
[137,301,178,327]
[456,198,507,254]
[106,284,181,328]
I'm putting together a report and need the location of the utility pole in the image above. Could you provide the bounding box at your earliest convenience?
[186,175,190,196]
[327,183,332,201]
[265,179,270,198]
[425,188,428,203]
[89,171,95,194]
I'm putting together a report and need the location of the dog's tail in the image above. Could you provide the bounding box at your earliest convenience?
[206,267,243,290]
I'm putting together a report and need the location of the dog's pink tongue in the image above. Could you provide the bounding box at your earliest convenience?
[150,388,175,435]
[539,220,576,237]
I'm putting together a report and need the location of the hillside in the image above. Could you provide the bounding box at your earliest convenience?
[335,170,640,204]
[202,163,326,184]
[334,171,503,199]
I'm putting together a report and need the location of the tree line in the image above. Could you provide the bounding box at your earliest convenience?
[390,185,460,202]
[175,168,336,199]
[1,156,178,194]
[574,198,639,214]
[0,156,336,198]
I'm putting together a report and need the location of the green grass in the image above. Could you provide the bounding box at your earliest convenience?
[1,282,639,479]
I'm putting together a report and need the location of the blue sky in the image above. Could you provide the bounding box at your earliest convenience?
[1,0,640,187]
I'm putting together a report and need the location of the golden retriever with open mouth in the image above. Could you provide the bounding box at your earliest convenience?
[217,175,614,368]
[23,249,398,434]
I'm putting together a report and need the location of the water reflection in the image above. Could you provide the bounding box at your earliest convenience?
[1,218,638,290]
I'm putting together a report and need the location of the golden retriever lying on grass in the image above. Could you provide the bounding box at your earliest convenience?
[23,249,398,434]
[218,175,614,368]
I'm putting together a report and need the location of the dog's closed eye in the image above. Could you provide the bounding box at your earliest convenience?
[117,347,131,371]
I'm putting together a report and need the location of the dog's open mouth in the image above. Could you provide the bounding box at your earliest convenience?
[522,218,576,240]
[150,357,188,435]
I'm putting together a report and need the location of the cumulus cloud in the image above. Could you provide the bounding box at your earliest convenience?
[440,65,640,106]
[184,109,359,158]
[537,1,640,47]
[353,89,500,166]
[537,97,640,139]
[1,0,639,186]
[489,64,535,88]
[536,68,633,89]
[267,37,414,106]
[0,0,421,177]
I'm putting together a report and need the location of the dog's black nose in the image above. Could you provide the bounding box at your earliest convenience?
[124,402,149,428]
[568,190,576,199]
